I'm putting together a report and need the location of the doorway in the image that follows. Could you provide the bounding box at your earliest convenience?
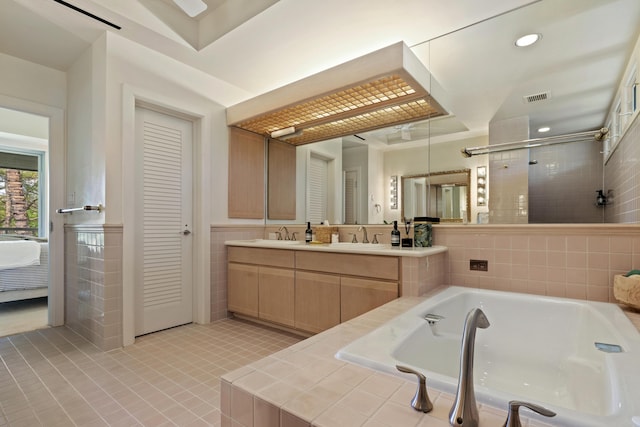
[134,107,194,336]
[0,107,50,337]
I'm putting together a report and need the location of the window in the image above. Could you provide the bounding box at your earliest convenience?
[621,65,637,131]
[0,150,42,237]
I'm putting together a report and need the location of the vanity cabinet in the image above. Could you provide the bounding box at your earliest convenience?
[294,271,341,333]
[227,246,399,334]
[227,247,295,327]
[259,267,295,326]
[227,263,259,317]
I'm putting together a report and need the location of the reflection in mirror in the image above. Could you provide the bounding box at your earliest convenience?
[402,170,470,223]
[265,0,640,225]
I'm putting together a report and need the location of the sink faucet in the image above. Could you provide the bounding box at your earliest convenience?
[449,308,490,427]
[358,226,369,243]
[279,226,290,240]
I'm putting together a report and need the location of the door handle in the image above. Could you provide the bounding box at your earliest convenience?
[182,229,191,235]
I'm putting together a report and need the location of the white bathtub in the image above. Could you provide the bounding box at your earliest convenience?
[336,286,640,427]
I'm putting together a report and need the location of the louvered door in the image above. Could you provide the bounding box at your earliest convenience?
[307,154,328,224]
[135,107,193,336]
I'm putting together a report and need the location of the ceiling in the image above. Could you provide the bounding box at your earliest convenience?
[1,0,639,148]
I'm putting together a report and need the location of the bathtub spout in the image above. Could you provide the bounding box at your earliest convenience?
[449,308,490,427]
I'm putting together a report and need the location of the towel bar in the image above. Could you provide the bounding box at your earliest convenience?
[56,204,103,214]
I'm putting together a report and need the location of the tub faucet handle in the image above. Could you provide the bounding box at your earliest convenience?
[395,365,433,413]
[503,400,556,427]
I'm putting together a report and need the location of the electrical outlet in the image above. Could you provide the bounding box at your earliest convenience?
[470,259,488,271]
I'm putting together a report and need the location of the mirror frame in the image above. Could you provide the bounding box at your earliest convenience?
[401,169,471,223]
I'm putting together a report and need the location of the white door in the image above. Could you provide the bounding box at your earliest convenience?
[134,107,193,336]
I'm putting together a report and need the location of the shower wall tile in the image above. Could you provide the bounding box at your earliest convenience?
[528,139,603,223]
[488,116,530,224]
[605,114,640,223]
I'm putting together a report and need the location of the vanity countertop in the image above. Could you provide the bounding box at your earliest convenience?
[224,239,447,258]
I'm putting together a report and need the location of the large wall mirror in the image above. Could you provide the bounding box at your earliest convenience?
[401,170,470,223]
[265,0,640,226]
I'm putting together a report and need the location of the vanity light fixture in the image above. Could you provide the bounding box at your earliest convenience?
[537,126,550,133]
[390,176,398,210]
[270,127,297,138]
[477,166,487,206]
[515,33,541,47]
[227,42,449,145]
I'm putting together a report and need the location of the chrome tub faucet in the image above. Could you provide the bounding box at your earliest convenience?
[449,308,490,427]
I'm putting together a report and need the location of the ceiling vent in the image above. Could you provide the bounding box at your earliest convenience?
[226,42,449,145]
[523,91,551,104]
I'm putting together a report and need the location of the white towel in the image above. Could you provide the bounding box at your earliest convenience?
[0,240,41,270]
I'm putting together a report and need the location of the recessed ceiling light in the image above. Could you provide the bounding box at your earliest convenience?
[515,33,541,47]
[538,126,551,133]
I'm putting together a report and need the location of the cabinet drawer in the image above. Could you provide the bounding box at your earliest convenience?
[228,247,294,268]
[296,251,398,281]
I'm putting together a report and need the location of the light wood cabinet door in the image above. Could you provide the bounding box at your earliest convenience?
[268,139,296,220]
[228,127,265,219]
[259,267,295,327]
[341,277,398,322]
[227,263,259,317]
[295,271,340,334]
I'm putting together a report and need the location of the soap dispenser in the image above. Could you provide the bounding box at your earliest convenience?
[391,221,400,246]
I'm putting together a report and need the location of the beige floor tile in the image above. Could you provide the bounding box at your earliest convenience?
[0,318,301,426]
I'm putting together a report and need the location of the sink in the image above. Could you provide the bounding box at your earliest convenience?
[250,239,302,245]
[328,242,389,250]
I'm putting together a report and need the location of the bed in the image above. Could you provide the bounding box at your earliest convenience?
[0,237,49,303]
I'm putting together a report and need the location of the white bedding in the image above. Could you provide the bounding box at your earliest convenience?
[0,241,48,302]
[0,240,41,270]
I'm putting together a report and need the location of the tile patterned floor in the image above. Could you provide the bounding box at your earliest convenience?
[0,319,301,426]
[0,297,48,338]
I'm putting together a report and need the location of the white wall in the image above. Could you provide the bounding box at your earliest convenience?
[66,41,106,225]
[0,53,66,109]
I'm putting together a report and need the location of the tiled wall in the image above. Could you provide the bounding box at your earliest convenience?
[528,140,604,223]
[434,224,640,302]
[400,251,446,296]
[64,225,123,350]
[488,116,530,223]
[605,113,640,223]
